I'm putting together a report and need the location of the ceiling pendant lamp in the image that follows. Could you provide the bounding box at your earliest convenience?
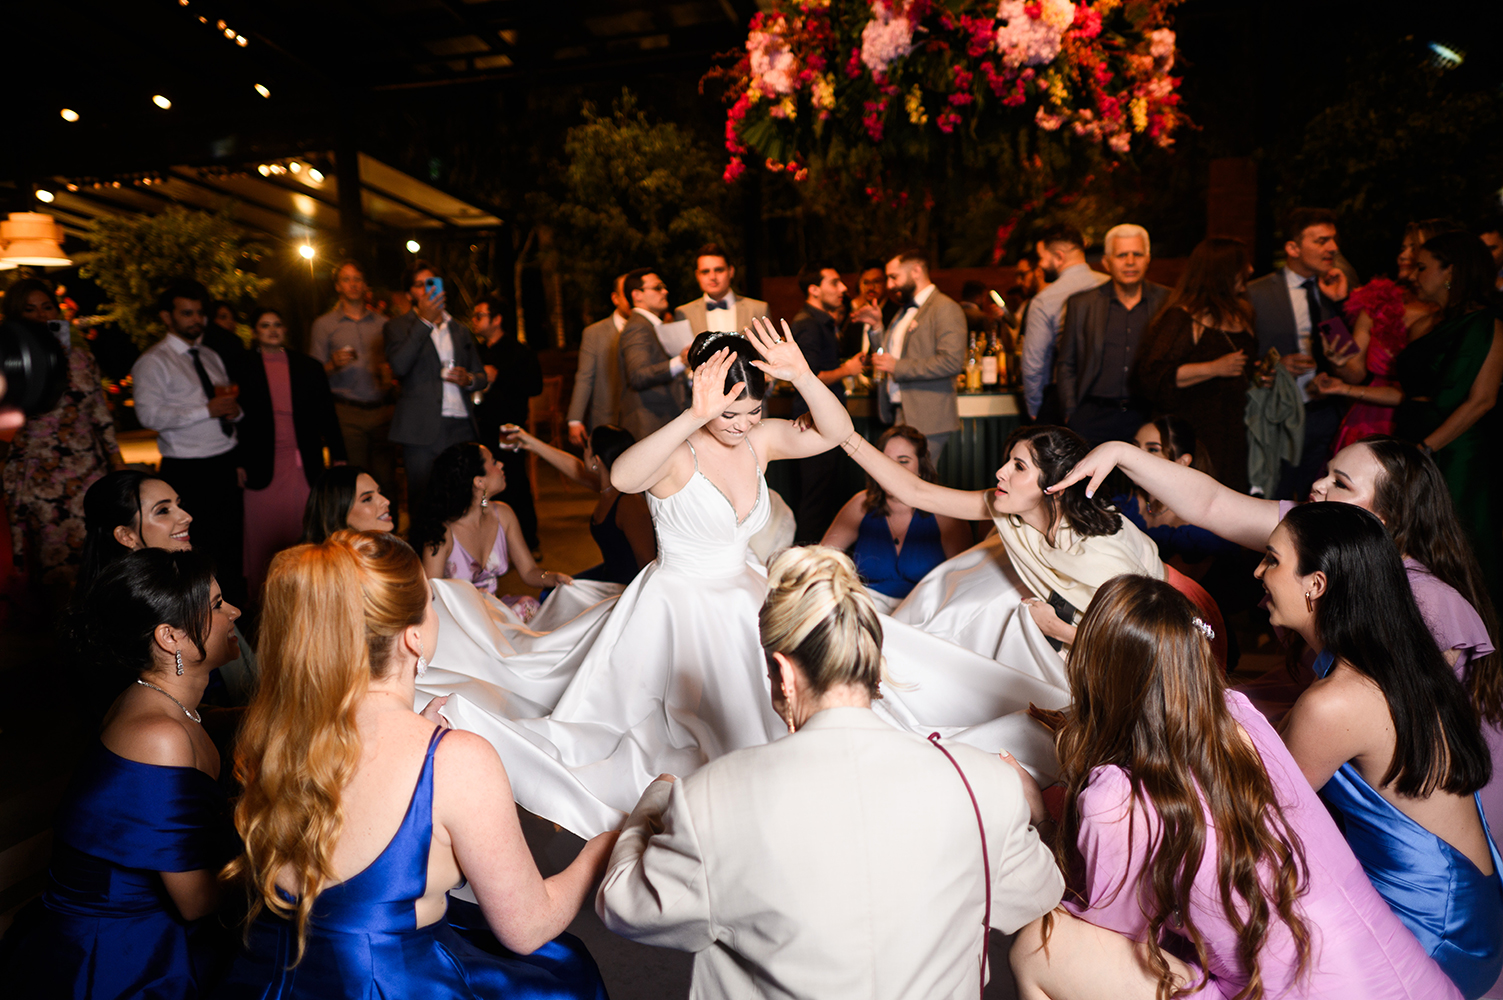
[0,212,73,266]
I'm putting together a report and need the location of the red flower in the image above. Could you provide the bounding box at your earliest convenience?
[936,109,962,132]
[723,159,746,183]
[1073,7,1102,39]
[1023,1,1042,19]
[846,47,863,79]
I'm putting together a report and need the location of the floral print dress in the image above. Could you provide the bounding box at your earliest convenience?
[2,346,118,587]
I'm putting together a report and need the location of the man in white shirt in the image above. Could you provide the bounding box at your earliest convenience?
[618,268,689,441]
[130,279,246,601]
[567,273,631,447]
[384,260,488,506]
[673,243,768,334]
[1019,224,1110,421]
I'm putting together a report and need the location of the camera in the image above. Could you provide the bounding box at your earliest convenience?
[0,317,68,416]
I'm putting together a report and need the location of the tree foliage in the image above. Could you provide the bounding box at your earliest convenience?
[75,205,270,348]
[543,91,740,309]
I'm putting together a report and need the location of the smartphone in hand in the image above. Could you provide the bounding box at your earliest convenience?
[424,276,444,300]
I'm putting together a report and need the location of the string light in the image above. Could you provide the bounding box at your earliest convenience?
[60,108,79,122]
[289,161,302,173]
[236,35,248,47]
[307,168,325,183]
[152,95,172,109]
[254,83,270,98]
[223,27,235,39]
[35,190,55,203]
[298,244,315,260]
[406,240,421,253]
[257,164,271,177]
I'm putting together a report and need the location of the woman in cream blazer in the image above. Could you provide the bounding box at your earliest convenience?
[597,546,1063,1000]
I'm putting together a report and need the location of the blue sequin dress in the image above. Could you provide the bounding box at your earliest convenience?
[216,728,608,999]
[1313,650,1503,998]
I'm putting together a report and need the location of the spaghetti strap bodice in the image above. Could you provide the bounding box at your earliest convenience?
[648,439,769,578]
[448,520,510,595]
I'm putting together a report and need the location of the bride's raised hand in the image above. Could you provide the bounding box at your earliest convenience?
[689,347,745,424]
[745,317,811,383]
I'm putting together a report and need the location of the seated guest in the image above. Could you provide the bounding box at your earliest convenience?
[1274,503,1501,997]
[501,423,656,585]
[1010,574,1466,999]
[598,546,1063,998]
[1116,416,1239,570]
[233,307,346,599]
[819,426,971,608]
[219,531,613,999]
[408,442,571,621]
[4,549,241,1000]
[301,466,394,543]
[79,470,258,705]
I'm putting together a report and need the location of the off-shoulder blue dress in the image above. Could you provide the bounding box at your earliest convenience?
[215,727,608,999]
[3,742,237,999]
[1313,650,1503,998]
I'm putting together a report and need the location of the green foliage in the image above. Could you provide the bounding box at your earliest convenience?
[1281,40,1503,279]
[75,205,270,348]
[544,91,740,308]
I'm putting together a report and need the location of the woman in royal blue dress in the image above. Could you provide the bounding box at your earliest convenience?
[218,530,614,999]
[1270,503,1502,997]
[818,425,972,611]
[3,548,243,998]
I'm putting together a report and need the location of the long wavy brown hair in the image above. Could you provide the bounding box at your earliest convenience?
[1162,237,1253,333]
[222,530,429,962]
[1050,575,1310,1000]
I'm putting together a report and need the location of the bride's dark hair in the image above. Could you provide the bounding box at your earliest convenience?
[688,331,766,401]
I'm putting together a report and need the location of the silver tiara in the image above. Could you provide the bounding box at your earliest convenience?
[1192,616,1215,641]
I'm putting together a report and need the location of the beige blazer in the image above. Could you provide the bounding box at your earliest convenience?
[876,288,967,436]
[674,293,769,336]
[566,314,623,430]
[597,707,1064,1000]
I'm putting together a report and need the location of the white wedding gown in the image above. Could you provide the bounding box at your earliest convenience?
[418,451,1069,838]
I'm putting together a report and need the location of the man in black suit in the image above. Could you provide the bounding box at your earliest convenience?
[617,267,688,441]
[384,260,488,507]
[789,261,863,542]
[1057,224,1171,445]
[1246,207,1353,498]
[472,295,542,550]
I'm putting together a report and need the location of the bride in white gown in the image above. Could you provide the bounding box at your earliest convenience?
[417,321,1070,837]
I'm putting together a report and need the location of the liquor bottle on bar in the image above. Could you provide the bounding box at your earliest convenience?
[964,332,982,392]
[980,329,1000,389]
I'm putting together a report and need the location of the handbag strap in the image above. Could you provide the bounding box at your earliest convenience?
[928,732,991,1000]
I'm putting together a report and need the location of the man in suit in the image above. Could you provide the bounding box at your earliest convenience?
[472,295,542,550]
[1246,207,1352,498]
[567,273,630,447]
[1019,224,1110,422]
[618,267,689,441]
[789,261,863,542]
[1057,224,1171,446]
[839,258,893,356]
[384,259,488,507]
[852,249,967,461]
[673,243,768,334]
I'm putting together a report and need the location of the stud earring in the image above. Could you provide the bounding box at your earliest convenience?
[1304,591,1315,612]
[175,649,184,676]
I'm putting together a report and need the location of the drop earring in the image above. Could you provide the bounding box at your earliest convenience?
[1304,591,1315,612]
[782,688,796,734]
[174,649,184,676]
[416,637,429,679]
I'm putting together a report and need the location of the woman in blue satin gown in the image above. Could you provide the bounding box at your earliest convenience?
[1270,503,1503,998]
[2,548,243,999]
[217,530,613,999]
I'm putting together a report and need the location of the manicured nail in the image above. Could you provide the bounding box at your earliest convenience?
[1085,490,1094,499]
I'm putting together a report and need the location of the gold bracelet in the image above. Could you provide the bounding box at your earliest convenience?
[840,432,862,455]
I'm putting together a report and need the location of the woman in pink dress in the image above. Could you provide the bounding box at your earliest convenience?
[235,308,346,600]
[1010,574,1460,999]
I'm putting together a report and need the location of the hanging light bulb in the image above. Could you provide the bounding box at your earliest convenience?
[257,164,271,177]
[298,244,315,260]
[307,168,325,183]
[152,95,172,109]
[254,83,270,98]
[60,108,80,122]
[406,240,421,253]
[236,35,248,47]
[289,161,302,174]
[35,190,55,204]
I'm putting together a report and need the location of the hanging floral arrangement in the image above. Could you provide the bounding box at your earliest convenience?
[714,0,1184,184]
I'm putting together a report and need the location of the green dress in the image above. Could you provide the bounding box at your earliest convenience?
[1396,307,1501,601]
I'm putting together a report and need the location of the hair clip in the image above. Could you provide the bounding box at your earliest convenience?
[1191,616,1215,641]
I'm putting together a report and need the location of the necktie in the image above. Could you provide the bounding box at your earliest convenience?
[706,298,729,311]
[189,347,233,437]
[1301,278,1329,373]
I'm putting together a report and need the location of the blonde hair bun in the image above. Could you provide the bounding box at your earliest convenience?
[760,546,883,698]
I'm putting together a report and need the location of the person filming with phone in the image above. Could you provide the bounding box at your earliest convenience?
[384,260,488,507]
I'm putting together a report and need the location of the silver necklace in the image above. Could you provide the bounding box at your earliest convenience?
[136,679,203,723]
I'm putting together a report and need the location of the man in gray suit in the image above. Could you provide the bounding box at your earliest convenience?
[566,273,630,447]
[1246,207,1352,498]
[853,248,966,461]
[385,259,488,506]
[618,267,689,441]
[673,243,768,335]
[1057,223,1171,445]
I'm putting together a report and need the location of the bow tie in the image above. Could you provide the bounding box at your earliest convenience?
[898,298,917,312]
[706,298,729,311]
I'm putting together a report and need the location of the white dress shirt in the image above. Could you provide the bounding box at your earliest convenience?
[885,282,936,405]
[1283,265,1318,399]
[425,313,469,418]
[130,333,240,459]
[703,291,738,333]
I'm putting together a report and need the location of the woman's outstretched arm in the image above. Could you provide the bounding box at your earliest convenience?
[842,436,992,521]
[503,427,596,490]
[1049,440,1280,550]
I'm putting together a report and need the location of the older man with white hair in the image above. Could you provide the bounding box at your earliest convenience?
[1055,223,1171,445]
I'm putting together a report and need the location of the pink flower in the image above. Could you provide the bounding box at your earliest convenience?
[1073,6,1101,39]
[1108,132,1131,153]
[936,109,963,132]
[1034,106,1064,130]
[1149,28,1176,68]
[748,29,798,95]
[995,0,1074,68]
[860,1,915,76]
[723,159,746,183]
